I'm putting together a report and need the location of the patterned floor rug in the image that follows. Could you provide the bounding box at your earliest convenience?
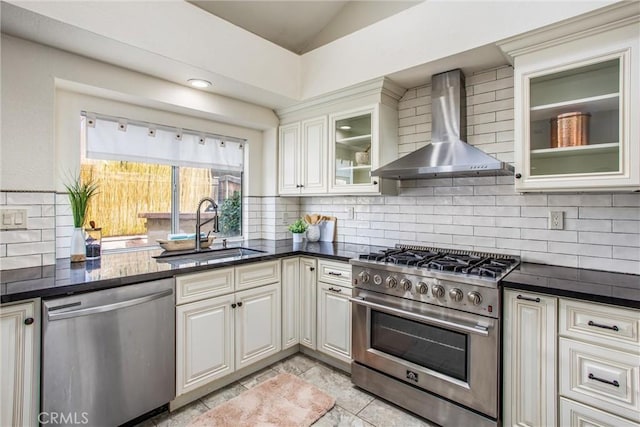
[188,372,335,426]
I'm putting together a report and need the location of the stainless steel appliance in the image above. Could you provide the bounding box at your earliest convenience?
[372,69,514,179]
[42,279,175,426]
[350,245,519,427]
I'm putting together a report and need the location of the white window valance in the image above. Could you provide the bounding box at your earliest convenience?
[84,112,245,172]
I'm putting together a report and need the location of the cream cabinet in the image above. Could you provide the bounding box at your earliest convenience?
[317,281,352,364]
[299,257,317,349]
[278,116,328,195]
[316,259,352,363]
[558,300,640,426]
[503,290,557,427]
[277,77,403,197]
[281,257,301,349]
[176,294,235,395]
[328,104,397,194]
[0,300,39,427]
[501,9,640,192]
[175,261,281,397]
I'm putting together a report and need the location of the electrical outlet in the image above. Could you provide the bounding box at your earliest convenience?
[1,208,28,230]
[282,212,290,226]
[348,206,355,220]
[549,211,564,230]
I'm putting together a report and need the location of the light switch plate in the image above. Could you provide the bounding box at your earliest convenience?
[1,208,28,230]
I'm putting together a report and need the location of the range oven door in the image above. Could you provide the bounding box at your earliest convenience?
[351,290,499,418]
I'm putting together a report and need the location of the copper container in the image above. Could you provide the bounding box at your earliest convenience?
[550,112,590,148]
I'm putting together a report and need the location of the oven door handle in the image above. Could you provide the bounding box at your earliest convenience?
[349,297,489,336]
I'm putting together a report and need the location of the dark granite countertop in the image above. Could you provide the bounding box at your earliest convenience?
[503,262,640,309]
[0,239,383,303]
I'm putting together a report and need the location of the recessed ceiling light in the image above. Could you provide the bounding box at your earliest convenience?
[339,125,352,130]
[188,79,212,88]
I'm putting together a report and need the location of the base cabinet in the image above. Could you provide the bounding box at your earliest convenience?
[317,282,352,364]
[281,257,301,349]
[235,284,281,369]
[0,300,39,427]
[176,294,235,396]
[503,290,557,427]
[176,262,281,397]
[299,257,317,350]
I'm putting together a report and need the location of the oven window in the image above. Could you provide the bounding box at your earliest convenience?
[371,311,468,382]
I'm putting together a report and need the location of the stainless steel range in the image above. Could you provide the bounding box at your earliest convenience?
[349,245,520,427]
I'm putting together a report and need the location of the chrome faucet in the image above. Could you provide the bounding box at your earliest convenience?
[195,197,219,252]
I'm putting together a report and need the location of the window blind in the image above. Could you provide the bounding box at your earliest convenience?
[85,113,245,172]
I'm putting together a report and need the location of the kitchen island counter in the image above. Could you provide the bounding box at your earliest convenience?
[0,239,382,303]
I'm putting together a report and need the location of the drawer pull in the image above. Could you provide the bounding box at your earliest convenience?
[588,373,620,388]
[328,287,342,293]
[587,320,619,332]
[328,272,343,277]
[516,295,540,303]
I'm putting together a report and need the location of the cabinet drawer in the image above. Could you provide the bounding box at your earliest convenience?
[235,261,280,291]
[318,259,351,287]
[176,267,234,304]
[560,397,640,427]
[560,337,640,422]
[560,299,639,353]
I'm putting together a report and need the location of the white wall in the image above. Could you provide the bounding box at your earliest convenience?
[300,0,617,98]
[1,34,279,192]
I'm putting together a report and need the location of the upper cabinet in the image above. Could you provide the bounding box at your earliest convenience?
[279,117,328,195]
[277,78,403,196]
[499,4,639,192]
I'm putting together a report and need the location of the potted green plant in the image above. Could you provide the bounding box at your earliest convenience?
[288,218,308,243]
[64,174,98,262]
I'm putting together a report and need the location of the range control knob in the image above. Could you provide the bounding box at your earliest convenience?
[449,288,463,302]
[385,276,398,288]
[418,282,429,294]
[468,291,483,305]
[358,271,370,284]
[373,274,383,286]
[432,284,445,299]
[400,278,412,291]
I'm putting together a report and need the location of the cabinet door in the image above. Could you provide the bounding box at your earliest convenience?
[503,290,557,427]
[513,26,639,192]
[329,106,379,194]
[279,122,301,195]
[176,294,235,396]
[235,283,281,369]
[299,257,317,349]
[281,257,300,349]
[317,282,352,364]
[301,116,328,193]
[1,301,38,427]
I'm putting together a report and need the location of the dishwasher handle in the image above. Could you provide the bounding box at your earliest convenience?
[47,288,173,321]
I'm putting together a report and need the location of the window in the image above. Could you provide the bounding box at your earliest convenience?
[80,114,245,249]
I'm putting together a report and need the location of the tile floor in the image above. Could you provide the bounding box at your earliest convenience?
[139,353,434,426]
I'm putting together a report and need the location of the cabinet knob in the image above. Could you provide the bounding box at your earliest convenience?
[515,173,522,179]
[24,317,34,325]
[231,303,237,308]
[296,184,301,188]
[237,302,243,307]
[373,181,378,185]
[309,267,315,271]
[300,184,304,188]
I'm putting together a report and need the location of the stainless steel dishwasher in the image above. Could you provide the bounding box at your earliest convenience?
[42,278,175,426]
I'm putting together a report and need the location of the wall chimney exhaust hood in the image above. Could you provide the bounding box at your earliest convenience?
[372,69,513,179]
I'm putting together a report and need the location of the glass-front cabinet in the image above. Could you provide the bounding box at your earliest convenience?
[511,19,639,192]
[329,106,388,194]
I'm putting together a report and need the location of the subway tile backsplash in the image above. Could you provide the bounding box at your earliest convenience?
[0,191,56,270]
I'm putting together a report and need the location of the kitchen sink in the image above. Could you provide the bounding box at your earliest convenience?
[153,247,266,264]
